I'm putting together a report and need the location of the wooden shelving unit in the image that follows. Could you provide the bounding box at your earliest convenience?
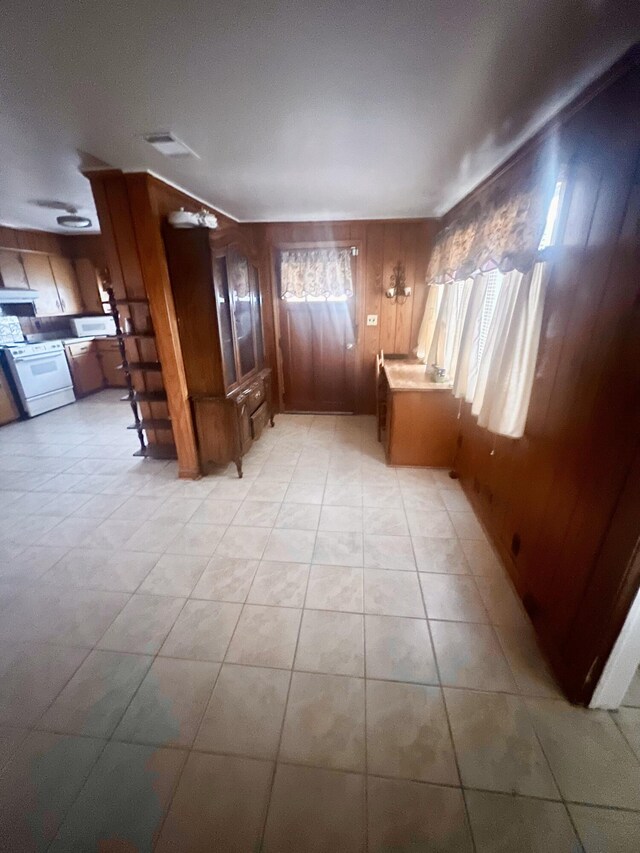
[107,286,177,461]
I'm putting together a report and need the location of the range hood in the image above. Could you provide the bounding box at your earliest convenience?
[0,289,39,304]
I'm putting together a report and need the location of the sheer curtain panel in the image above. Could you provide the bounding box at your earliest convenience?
[427,279,472,380]
[416,284,443,361]
[472,263,547,438]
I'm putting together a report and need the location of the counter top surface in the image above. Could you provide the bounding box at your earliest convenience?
[61,335,117,345]
[384,361,453,391]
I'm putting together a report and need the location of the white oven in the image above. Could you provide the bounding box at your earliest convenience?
[3,340,75,417]
[69,315,116,338]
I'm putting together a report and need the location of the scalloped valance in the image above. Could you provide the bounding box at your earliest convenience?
[427,148,558,284]
[280,248,354,299]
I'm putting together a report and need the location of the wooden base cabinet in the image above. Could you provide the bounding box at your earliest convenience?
[96,338,127,387]
[378,361,458,468]
[65,341,104,397]
[195,369,273,476]
[0,363,19,425]
[163,226,272,477]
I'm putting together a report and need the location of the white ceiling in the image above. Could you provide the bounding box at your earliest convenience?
[1,1,638,233]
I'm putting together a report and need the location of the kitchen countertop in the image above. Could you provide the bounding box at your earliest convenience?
[384,361,453,392]
[61,335,117,345]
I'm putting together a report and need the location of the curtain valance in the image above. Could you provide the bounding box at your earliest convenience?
[427,149,557,284]
[280,248,354,299]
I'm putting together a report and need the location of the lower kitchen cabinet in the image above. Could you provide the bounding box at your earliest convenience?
[95,338,126,388]
[0,362,19,425]
[65,341,104,397]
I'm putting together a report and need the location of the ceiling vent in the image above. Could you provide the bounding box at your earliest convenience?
[143,132,199,159]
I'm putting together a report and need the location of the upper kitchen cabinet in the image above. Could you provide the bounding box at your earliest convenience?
[20,253,61,314]
[0,250,29,289]
[74,258,104,313]
[49,256,83,314]
[20,252,84,316]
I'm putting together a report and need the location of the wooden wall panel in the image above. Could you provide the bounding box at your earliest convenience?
[247,218,438,413]
[0,225,104,263]
[449,58,640,704]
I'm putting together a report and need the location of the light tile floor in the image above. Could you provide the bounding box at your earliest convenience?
[0,390,639,851]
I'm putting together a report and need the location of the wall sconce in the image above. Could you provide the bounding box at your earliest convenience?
[385,261,411,303]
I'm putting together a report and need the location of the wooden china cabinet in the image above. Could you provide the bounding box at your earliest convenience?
[162,226,273,477]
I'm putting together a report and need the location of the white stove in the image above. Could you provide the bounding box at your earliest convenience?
[3,339,75,417]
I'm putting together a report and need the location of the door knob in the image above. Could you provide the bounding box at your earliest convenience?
[345,343,355,350]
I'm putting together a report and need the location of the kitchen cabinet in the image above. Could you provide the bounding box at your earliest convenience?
[49,256,83,314]
[0,362,19,425]
[21,253,61,315]
[74,258,104,313]
[0,250,28,289]
[65,340,104,397]
[95,338,126,387]
[21,253,85,316]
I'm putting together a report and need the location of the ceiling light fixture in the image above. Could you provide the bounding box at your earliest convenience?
[56,208,92,229]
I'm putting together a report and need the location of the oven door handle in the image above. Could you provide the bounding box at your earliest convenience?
[12,353,63,364]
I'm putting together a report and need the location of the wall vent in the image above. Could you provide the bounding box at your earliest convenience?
[142,132,199,159]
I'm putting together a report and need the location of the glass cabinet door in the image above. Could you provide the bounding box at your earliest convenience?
[212,256,238,389]
[249,262,264,368]
[227,249,257,379]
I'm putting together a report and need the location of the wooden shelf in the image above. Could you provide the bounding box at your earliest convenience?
[128,418,173,431]
[121,390,167,403]
[118,361,162,372]
[133,444,177,460]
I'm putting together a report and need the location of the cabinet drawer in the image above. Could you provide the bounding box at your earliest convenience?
[95,339,120,350]
[237,377,265,413]
[250,401,269,440]
[67,341,95,357]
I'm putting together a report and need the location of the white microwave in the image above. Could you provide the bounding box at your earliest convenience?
[69,316,116,338]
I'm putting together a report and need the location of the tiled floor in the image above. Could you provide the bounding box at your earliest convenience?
[0,389,639,851]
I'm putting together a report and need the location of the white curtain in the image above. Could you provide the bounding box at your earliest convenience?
[416,284,443,360]
[417,263,548,438]
[426,279,472,380]
[472,263,547,437]
[452,272,487,403]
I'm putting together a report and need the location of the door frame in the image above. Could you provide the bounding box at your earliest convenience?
[269,239,364,413]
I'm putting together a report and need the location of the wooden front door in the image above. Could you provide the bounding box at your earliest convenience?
[279,284,357,413]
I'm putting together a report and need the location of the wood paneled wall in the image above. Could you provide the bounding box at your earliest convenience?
[0,225,67,255]
[0,225,105,264]
[245,219,438,413]
[449,56,640,704]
